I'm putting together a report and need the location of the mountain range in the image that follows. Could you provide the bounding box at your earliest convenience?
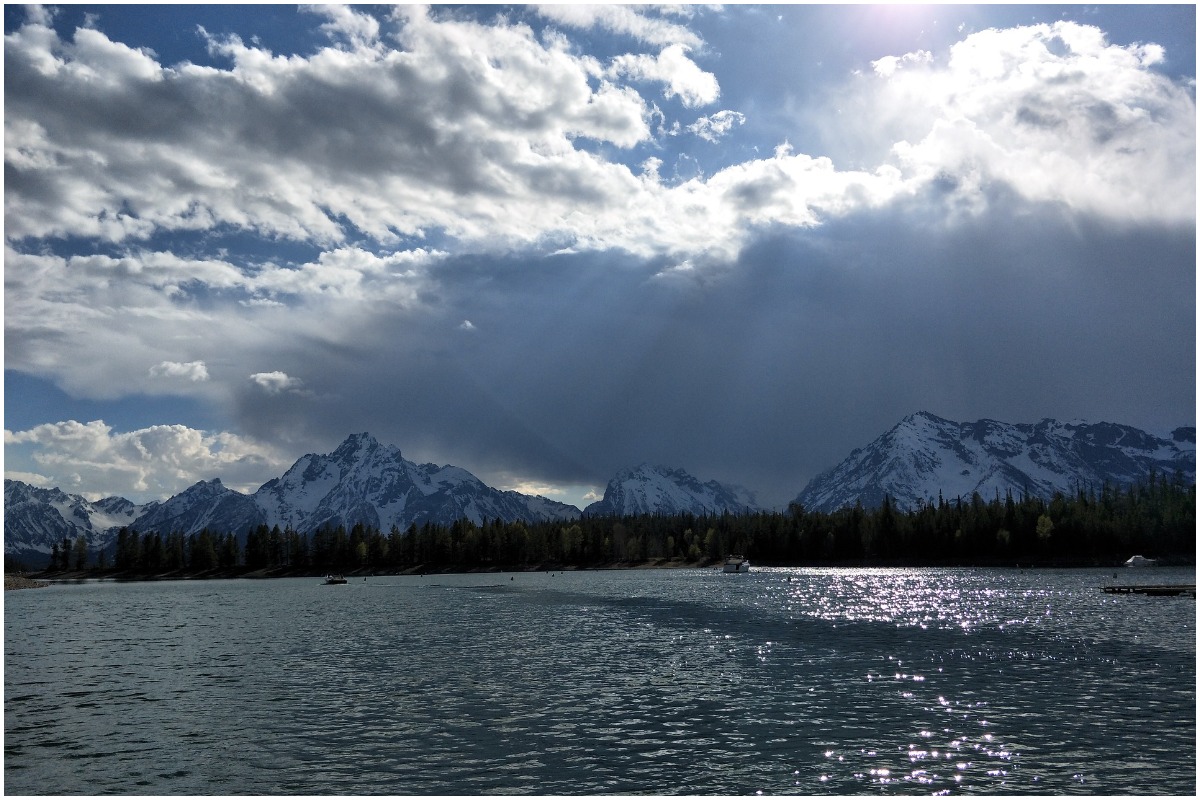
[795,412,1195,513]
[5,414,1195,564]
[3,433,752,565]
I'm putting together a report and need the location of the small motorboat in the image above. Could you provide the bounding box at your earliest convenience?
[324,574,348,584]
[722,555,750,573]
[1123,555,1157,567]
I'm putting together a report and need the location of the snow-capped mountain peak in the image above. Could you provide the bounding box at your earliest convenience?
[795,413,1196,513]
[3,479,150,557]
[584,463,759,517]
[5,433,581,565]
[252,434,579,533]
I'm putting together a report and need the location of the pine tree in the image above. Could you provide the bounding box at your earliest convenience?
[72,535,89,571]
[189,530,218,571]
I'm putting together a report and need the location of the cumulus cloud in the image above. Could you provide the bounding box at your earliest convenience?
[6,470,56,488]
[18,4,57,27]
[687,109,746,142]
[5,12,1190,267]
[857,22,1195,224]
[4,420,288,499]
[305,4,380,48]
[871,49,932,77]
[534,4,705,49]
[4,9,654,247]
[608,44,721,107]
[149,361,209,382]
[250,372,305,395]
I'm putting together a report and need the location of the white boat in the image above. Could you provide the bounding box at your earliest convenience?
[1123,555,1157,567]
[722,555,750,573]
[324,574,348,584]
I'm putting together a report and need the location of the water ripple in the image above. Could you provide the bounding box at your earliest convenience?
[5,568,1194,794]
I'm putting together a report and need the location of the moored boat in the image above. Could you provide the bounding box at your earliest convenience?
[1123,555,1157,567]
[722,555,750,573]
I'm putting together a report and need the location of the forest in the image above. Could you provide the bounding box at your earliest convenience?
[41,473,1196,575]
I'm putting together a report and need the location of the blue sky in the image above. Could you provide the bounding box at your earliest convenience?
[4,4,1195,510]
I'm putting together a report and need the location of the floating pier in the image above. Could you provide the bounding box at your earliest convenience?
[1102,584,1195,597]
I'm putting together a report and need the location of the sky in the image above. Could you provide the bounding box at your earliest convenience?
[3,3,1196,511]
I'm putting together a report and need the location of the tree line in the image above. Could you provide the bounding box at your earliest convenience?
[47,472,1195,574]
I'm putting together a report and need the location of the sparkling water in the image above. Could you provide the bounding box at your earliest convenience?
[4,567,1194,794]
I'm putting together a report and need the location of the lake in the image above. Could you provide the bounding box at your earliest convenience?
[4,566,1195,794]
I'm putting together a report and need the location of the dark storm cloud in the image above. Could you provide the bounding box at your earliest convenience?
[224,188,1194,507]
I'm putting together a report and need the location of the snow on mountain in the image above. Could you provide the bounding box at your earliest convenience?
[795,412,1197,513]
[9,420,1192,565]
[132,478,265,537]
[584,463,759,517]
[5,433,582,564]
[3,479,150,560]
[253,432,581,533]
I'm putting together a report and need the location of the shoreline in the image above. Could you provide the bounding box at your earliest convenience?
[18,558,713,584]
[13,555,1194,586]
[4,574,51,590]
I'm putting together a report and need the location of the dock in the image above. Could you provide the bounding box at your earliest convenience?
[1102,584,1195,597]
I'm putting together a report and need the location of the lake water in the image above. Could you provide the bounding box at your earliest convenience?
[4,566,1195,795]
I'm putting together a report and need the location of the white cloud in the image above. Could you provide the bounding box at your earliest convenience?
[4,420,287,499]
[4,11,654,246]
[861,22,1196,224]
[534,4,704,49]
[687,109,746,142]
[7,13,1187,274]
[149,361,209,382]
[6,470,55,488]
[21,4,57,28]
[250,371,305,395]
[304,4,380,48]
[609,44,720,108]
[871,50,932,78]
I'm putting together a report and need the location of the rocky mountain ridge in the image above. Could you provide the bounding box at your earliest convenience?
[6,416,1195,564]
[5,434,751,565]
[583,463,758,517]
[795,412,1195,513]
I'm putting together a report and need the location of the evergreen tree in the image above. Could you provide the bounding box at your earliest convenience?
[166,532,186,571]
[189,530,218,571]
[245,525,269,569]
[72,535,89,571]
[219,533,240,568]
[269,525,285,566]
[141,532,163,573]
